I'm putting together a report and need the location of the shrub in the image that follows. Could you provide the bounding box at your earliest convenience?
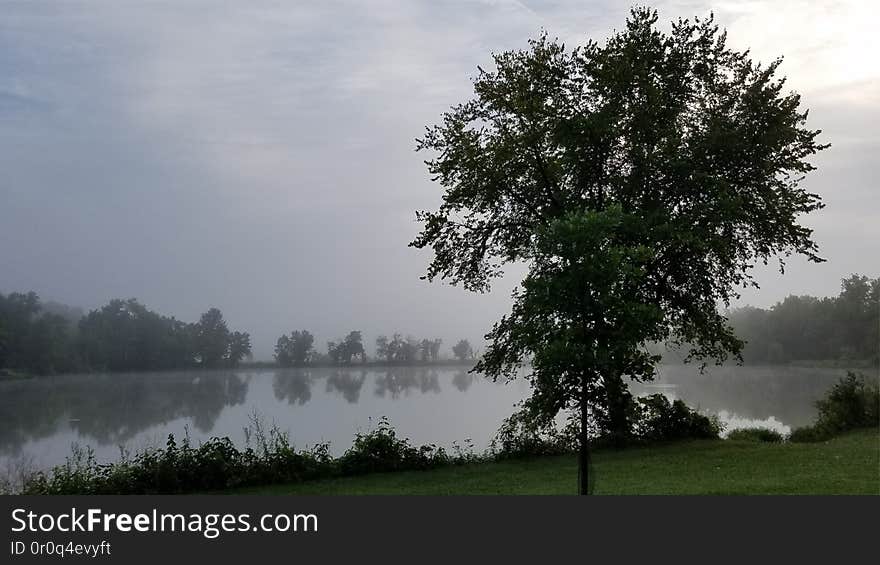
[813,372,879,434]
[489,395,721,458]
[787,373,878,443]
[726,427,784,443]
[337,417,449,475]
[20,421,334,495]
[632,394,723,443]
[489,409,579,459]
[787,425,830,443]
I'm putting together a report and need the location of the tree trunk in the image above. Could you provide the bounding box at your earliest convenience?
[578,374,591,495]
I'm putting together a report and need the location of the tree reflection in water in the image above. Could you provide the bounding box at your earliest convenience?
[1,365,862,468]
[272,370,313,405]
[325,370,367,403]
[452,370,477,392]
[0,371,249,453]
[374,367,441,398]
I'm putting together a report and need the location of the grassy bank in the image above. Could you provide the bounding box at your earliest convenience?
[243,429,879,495]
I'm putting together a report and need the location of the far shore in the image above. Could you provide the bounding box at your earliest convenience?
[2,358,878,381]
[0,359,477,380]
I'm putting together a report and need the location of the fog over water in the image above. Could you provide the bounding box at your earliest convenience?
[0,365,864,473]
[1,1,878,359]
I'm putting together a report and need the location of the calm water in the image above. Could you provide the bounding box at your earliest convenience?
[0,365,865,472]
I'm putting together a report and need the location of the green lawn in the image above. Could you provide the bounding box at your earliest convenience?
[244,429,879,495]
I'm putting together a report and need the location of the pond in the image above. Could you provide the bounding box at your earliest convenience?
[0,364,862,473]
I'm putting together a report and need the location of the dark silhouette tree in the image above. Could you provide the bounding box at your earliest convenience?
[411,8,827,494]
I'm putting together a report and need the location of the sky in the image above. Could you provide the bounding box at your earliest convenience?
[1,0,877,359]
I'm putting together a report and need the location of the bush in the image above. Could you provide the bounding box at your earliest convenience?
[489,394,721,458]
[337,417,449,475]
[726,428,784,443]
[787,425,830,443]
[813,372,879,434]
[489,410,578,459]
[632,394,723,443]
[786,372,878,443]
[21,427,335,495]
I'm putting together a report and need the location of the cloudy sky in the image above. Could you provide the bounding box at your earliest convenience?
[1,0,877,359]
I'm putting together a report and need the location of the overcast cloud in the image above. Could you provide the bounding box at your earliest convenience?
[1,1,877,359]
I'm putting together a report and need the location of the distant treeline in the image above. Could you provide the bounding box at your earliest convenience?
[727,275,879,365]
[274,331,475,367]
[3,274,876,375]
[0,294,251,375]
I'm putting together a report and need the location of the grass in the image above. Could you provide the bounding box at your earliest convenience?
[241,429,879,495]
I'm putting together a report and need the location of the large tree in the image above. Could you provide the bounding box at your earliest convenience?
[0,291,78,374]
[328,330,366,365]
[77,298,192,371]
[411,9,826,494]
[275,330,315,367]
[452,339,474,361]
[226,331,252,367]
[195,308,231,368]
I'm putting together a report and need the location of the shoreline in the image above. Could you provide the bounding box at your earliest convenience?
[3,358,876,380]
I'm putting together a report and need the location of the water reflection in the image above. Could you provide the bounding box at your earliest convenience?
[374,368,441,398]
[0,371,249,455]
[326,370,367,403]
[272,370,314,405]
[634,365,863,429]
[452,370,477,392]
[0,364,866,472]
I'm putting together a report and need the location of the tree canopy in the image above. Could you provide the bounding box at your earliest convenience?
[275,330,316,367]
[411,8,827,493]
[452,339,474,361]
[328,331,366,365]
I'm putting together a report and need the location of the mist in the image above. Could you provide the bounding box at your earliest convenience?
[1,1,877,360]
